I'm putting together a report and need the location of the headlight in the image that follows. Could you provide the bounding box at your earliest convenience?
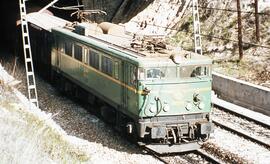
[186,102,192,111]
[149,105,156,113]
[198,102,205,109]
[163,104,170,112]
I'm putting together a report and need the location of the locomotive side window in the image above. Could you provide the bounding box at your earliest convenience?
[74,44,82,61]
[101,56,113,76]
[64,42,73,57]
[114,61,119,80]
[89,50,100,69]
[58,42,64,53]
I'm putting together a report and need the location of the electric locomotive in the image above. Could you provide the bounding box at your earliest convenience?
[26,12,214,154]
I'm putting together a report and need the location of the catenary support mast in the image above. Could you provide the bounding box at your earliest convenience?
[19,0,39,108]
[192,0,203,55]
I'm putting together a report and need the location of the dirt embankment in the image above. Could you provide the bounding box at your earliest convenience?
[0,66,93,163]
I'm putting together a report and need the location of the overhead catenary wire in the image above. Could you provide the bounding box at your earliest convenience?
[72,20,270,51]
[191,5,270,16]
[111,18,270,50]
[51,3,270,50]
[137,1,270,16]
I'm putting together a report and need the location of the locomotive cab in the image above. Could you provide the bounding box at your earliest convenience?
[134,52,214,152]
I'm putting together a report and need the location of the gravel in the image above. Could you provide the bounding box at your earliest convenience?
[36,78,162,164]
[203,107,270,163]
[0,54,162,163]
[161,152,213,164]
[210,128,270,163]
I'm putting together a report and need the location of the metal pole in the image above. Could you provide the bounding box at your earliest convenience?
[192,0,203,55]
[237,0,243,60]
[38,0,59,13]
[255,0,260,42]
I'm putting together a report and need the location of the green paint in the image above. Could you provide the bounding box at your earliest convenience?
[51,27,212,120]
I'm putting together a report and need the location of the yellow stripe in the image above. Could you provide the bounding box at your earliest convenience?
[57,51,141,94]
[54,50,210,96]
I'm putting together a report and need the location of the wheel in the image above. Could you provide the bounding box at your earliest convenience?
[100,106,116,124]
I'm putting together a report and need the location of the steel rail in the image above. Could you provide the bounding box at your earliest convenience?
[212,96,270,129]
[182,139,224,164]
[142,143,223,164]
[141,146,169,164]
[213,119,270,149]
[196,149,223,164]
[150,154,169,164]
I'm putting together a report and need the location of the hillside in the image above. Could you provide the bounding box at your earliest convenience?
[124,0,270,87]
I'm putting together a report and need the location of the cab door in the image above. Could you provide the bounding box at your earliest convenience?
[122,62,128,110]
[122,62,138,115]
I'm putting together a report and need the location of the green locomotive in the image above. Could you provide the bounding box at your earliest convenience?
[27,12,213,154]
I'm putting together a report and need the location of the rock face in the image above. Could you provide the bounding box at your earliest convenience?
[124,0,190,35]
[82,0,154,23]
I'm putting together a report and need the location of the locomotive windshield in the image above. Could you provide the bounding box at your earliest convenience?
[146,68,177,79]
[139,67,177,79]
[180,65,210,78]
[138,65,210,80]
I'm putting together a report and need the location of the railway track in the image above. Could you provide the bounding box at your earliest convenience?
[195,149,223,164]
[212,98,270,149]
[143,142,224,164]
[212,73,270,150]
[212,119,270,149]
[212,95,270,129]
[148,150,223,164]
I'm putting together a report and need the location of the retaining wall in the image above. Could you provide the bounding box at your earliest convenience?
[212,72,270,116]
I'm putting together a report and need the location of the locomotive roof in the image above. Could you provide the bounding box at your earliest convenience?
[27,12,212,67]
[27,12,69,31]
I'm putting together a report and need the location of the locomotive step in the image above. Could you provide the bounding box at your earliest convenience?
[144,142,200,154]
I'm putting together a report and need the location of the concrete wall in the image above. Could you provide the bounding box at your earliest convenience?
[212,72,270,116]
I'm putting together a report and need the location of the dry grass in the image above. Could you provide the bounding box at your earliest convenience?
[0,68,93,163]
